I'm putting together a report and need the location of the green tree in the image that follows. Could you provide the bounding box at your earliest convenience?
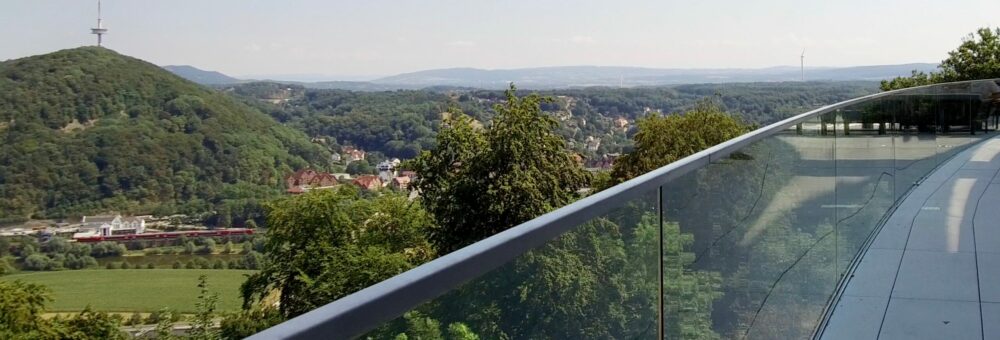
[409,85,590,252]
[152,308,177,340]
[0,280,127,339]
[219,307,284,340]
[345,159,374,175]
[610,101,750,183]
[59,307,127,340]
[127,312,143,326]
[0,280,51,334]
[184,241,196,254]
[241,186,435,318]
[447,323,479,340]
[217,211,233,229]
[0,257,14,275]
[882,27,1000,90]
[22,254,53,271]
[198,238,216,255]
[400,311,442,339]
[189,275,219,340]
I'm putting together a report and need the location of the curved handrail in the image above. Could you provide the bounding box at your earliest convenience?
[249,78,1000,339]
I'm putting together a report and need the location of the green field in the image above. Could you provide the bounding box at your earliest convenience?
[1,269,255,313]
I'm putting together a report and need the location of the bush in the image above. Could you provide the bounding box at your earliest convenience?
[185,261,196,269]
[127,312,144,326]
[120,262,130,269]
[126,240,147,251]
[91,242,127,258]
[145,309,165,324]
[222,241,234,254]
[183,241,196,254]
[23,254,53,271]
[172,261,182,269]
[241,251,264,270]
[146,263,155,269]
[212,259,225,270]
[105,262,115,269]
[196,245,214,255]
[220,307,284,339]
[195,257,211,269]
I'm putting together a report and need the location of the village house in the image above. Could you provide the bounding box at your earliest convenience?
[377,158,402,183]
[342,146,367,162]
[614,117,629,130]
[400,170,417,180]
[353,175,382,191]
[285,169,339,194]
[390,176,411,190]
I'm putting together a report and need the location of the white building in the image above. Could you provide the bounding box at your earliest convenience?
[377,159,401,184]
[79,214,146,236]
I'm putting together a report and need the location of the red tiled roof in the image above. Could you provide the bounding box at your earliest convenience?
[353,175,381,189]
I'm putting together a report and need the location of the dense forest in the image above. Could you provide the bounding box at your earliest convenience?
[0,47,329,222]
[227,81,877,162]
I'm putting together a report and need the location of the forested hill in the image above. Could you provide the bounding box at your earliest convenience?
[0,47,329,221]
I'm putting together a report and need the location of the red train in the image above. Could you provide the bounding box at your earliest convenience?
[73,228,255,243]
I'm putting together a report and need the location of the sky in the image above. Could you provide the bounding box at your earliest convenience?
[2,0,998,81]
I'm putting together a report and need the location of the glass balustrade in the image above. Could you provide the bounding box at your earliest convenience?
[250,79,1000,339]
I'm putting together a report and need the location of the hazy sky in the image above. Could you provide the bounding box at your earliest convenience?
[2,0,998,80]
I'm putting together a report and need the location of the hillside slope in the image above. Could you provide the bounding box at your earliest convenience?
[163,65,242,85]
[0,47,328,220]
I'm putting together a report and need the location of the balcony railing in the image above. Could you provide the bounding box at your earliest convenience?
[249,79,1000,339]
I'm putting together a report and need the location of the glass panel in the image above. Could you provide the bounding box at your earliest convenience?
[366,190,661,339]
[662,114,836,339]
[289,80,1000,340]
[833,101,896,278]
[892,91,939,202]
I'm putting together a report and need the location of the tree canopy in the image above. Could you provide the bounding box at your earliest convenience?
[241,186,435,318]
[610,101,751,183]
[881,27,1000,90]
[408,85,591,252]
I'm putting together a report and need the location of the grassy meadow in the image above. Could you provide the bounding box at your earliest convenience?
[1,269,254,313]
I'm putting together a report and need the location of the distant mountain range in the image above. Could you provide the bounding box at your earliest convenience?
[164,63,939,90]
[162,65,242,85]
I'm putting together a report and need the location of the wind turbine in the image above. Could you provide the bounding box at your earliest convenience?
[800,49,805,82]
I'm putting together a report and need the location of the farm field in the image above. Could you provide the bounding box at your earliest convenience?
[1,269,254,313]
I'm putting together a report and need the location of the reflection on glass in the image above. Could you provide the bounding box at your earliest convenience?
[353,80,1000,340]
[366,191,661,339]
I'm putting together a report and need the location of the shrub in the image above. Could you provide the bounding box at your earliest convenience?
[183,242,196,254]
[195,257,211,269]
[127,312,143,326]
[23,254,53,271]
[172,261,182,269]
[146,263,155,269]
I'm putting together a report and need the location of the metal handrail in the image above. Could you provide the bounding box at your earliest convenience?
[248,79,1000,339]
